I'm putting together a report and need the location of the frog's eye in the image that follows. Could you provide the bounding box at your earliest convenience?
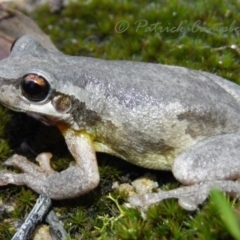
[21,74,50,102]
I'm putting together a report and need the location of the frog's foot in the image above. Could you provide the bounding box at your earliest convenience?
[0,150,100,200]
[128,180,240,211]
[0,153,55,189]
[3,153,55,176]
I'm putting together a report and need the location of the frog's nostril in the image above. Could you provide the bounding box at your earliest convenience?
[21,73,50,102]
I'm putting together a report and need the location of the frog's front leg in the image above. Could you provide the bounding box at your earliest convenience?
[129,134,240,210]
[0,129,100,199]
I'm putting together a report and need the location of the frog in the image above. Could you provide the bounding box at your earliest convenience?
[1,35,240,211]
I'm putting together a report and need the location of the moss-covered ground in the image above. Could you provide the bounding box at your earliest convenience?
[1,0,240,239]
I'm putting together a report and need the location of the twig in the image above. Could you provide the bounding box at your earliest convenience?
[11,194,52,240]
[46,210,68,240]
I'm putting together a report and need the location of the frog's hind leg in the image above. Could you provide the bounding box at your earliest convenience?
[128,180,240,211]
[129,134,240,210]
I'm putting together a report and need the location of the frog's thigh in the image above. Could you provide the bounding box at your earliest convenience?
[172,134,240,185]
[129,134,240,211]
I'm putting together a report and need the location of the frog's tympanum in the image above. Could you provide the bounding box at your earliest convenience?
[1,35,240,210]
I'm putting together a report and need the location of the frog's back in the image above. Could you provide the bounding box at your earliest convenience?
[67,57,240,110]
[90,60,240,110]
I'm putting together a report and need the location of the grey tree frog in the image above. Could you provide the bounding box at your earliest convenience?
[1,35,240,210]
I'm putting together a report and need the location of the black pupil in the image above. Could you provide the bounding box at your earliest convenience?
[24,81,42,95]
[21,74,50,101]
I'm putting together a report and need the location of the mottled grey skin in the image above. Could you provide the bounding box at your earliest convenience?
[1,35,240,210]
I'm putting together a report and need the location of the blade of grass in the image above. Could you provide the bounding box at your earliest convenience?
[210,189,240,240]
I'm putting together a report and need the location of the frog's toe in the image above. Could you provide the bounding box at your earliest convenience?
[178,196,202,211]
[128,194,146,207]
[0,169,50,196]
[36,152,56,174]
[0,170,25,185]
[4,154,36,169]
[4,154,24,166]
[3,153,55,176]
[0,170,12,185]
[128,192,163,208]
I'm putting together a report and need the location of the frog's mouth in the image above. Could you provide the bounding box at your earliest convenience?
[0,102,54,126]
[27,112,53,126]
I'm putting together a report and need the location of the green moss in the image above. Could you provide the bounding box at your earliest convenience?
[0,106,11,160]
[13,189,37,215]
[0,221,15,240]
